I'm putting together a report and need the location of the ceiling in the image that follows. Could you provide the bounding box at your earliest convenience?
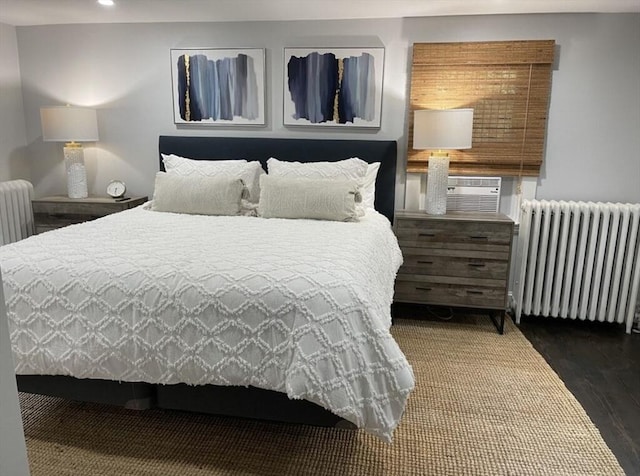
[1,0,638,26]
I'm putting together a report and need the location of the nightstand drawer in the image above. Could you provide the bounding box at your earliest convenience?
[399,252,509,279]
[394,280,506,309]
[395,218,512,249]
[34,216,89,234]
[33,196,147,233]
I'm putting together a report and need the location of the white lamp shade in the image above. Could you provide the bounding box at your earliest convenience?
[40,106,99,142]
[413,108,474,150]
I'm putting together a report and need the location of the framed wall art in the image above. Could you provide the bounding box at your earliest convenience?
[283,47,384,128]
[170,48,266,126]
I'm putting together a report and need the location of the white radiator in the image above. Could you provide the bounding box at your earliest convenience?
[0,180,35,246]
[515,200,640,334]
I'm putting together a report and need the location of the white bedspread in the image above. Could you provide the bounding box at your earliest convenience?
[0,205,414,441]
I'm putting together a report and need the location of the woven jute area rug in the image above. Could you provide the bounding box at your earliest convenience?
[20,317,624,475]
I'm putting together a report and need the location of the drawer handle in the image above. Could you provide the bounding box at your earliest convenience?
[417,260,433,265]
[418,233,435,237]
[466,290,484,295]
[415,286,432,292]
[468,263,486,268]
[469,235,489,240]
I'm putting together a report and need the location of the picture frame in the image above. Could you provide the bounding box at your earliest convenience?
[170,48,266,126]
[283,47,384,128]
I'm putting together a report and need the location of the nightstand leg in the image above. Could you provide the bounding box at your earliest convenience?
[489,311,505,335]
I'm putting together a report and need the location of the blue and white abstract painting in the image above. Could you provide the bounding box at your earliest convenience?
[283,48,384,128]
[171,48,265,125]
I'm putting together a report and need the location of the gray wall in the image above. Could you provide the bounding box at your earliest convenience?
[0,27,30,476]
[0,23,29,182]
[11,13,640,207]
[0,270,30,476]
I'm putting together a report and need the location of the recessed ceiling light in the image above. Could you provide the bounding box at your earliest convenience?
[98,0,115,6]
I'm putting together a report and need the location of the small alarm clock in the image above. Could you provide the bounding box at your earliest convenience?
[106,180,127,199]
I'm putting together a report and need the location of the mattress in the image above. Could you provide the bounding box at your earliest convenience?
[0,204,414,441]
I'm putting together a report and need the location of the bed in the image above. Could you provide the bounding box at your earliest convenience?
[2,136,414,442]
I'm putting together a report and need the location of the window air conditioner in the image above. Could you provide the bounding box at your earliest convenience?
[446,176,501,213]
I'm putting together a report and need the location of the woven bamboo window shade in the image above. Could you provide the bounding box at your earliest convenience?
[408,40,555,176]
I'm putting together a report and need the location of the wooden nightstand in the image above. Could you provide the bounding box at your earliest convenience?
[32,196,148,234]
[394,210,514,333]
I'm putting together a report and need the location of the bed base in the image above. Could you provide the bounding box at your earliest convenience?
[157,383,353,428]
[17,375,155,410]
[17,376,351,428]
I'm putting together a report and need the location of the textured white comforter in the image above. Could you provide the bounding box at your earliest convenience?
[0,204,414,441]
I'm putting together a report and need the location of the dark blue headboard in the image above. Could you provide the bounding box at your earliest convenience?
[159,136,397,222]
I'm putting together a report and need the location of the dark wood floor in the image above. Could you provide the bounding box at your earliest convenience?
[518,315,640,476]
[393,304,640,475]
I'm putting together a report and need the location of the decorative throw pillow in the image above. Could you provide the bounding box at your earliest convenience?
[151,172,247,216]
[161,154,265,203]
[258,175,362,222]
[267,157,369,216]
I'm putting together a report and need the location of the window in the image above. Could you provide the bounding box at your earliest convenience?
[408,40,555,176]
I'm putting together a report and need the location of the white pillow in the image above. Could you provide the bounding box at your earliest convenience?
[361,162,380,209]
[162,154,248,172]
[151,172,246,216]
[266,157,368,183]
[258,175,362,222]
[161,153,265,203]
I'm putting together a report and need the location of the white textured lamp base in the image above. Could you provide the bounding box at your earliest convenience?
[64,145,88,199]
[425,156,449,215]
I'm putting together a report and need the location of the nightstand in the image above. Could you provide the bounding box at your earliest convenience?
[394,210,514,333]
[32,196,148,234]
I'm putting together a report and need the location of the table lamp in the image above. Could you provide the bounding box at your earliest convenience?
[413,108,474,214]
[40,106,99,199]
